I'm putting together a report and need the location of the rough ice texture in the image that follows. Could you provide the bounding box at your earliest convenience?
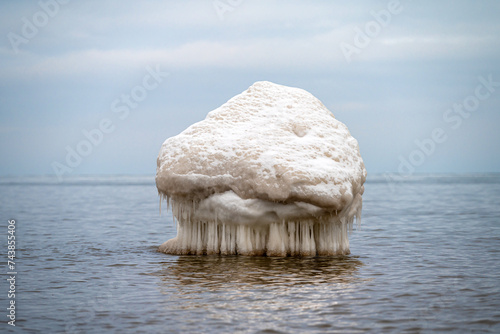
[156,81,366,256]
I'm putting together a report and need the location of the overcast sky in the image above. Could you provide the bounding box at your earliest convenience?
[1,0,499,178]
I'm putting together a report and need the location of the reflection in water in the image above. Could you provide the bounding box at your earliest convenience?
[156,255,363,289]
[153,255,365,329]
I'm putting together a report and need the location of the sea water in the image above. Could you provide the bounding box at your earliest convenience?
[1,174,499,333]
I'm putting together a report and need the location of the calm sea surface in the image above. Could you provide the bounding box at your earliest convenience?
[1,174,499,333]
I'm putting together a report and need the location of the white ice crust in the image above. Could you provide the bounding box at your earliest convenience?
[156,81,367,256]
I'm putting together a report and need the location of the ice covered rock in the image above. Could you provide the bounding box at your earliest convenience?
[156,81,366,256]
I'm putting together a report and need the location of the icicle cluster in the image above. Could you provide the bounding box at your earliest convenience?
[158,192,362,256]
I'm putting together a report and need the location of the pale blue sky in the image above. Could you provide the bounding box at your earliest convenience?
[1,0,499,177]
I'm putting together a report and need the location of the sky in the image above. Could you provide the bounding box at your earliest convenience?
[1,0,499,179]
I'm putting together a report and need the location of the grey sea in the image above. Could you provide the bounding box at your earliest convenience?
[1,174,500,333]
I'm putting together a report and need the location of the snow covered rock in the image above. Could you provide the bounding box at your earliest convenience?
[156,81,366,256]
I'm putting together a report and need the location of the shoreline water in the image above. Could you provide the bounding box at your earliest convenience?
[1,174,499,333]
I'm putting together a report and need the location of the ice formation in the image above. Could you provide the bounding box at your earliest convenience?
[156,81,366,256]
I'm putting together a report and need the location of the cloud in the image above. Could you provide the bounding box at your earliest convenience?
[2,29,497,81]
[1,0,499,81]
